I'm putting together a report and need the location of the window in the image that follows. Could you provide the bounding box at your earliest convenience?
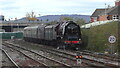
[112,15,119,20]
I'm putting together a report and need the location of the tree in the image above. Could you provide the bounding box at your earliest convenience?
[59,16,85,25]
[59,16,73,22]
[45,20,57,25]
[40,19,42,22]
[46,19,49,22]
[63,17,73,21]
[74,18,85,26]
[26,11,37,21]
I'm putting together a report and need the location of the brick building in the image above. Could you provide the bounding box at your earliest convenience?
[91,0,120,22]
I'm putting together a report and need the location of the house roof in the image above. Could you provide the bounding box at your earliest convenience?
[107,5,120,15]
[91,9,105,17]
[91,5,120,17]
[116,0,120,2]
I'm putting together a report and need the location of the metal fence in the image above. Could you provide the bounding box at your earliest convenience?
[1,21,43,26]
[81,20,119,28]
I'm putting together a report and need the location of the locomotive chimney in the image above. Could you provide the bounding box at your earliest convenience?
[115,0,120,6]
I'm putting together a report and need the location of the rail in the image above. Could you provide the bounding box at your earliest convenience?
[1,49,20,68]
[3,42,72,67]
[4,41,115,67]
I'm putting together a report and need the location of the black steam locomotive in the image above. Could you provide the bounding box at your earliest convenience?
[23,21,82,49]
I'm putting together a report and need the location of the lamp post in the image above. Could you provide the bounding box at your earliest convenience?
[17,24,19,32]
[10,18,13,32]
[105,3,107,20]
[105,3,107,15]
[38,14,40,17]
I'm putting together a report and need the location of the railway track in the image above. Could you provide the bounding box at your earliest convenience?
[35,45,119,68]
[3,42,96,67]
[4,41,117,68]
[3,42,73,68]
[25,42,119,68]
[78,52,119,68]
[2,45,49,67]
[82,50,120,62]
[1,49,20,68]
[47,48,119,68]
[33,46,108,67]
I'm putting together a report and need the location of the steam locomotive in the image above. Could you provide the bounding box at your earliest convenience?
[23,21,82,49]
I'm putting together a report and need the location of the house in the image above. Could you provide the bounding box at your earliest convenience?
[91,0,120,22]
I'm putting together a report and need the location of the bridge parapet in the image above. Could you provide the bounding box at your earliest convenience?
[0,21,42,26]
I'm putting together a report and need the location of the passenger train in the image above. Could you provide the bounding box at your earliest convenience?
[23,21,82,49]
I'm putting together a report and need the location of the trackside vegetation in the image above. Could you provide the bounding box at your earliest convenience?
[81,21,120,53]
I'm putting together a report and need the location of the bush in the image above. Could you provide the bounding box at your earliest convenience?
[81,21,119,53]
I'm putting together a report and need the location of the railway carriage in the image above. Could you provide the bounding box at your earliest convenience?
[23,21,82,49]
[23,26,39,42]
[37,25,46,40]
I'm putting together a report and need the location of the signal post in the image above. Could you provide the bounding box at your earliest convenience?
[108,35,116,54]
[76,51,82,64]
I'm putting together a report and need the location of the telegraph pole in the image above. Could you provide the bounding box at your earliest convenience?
[105,3,107,20]
[105,3,107,15]
[17,24,19,32]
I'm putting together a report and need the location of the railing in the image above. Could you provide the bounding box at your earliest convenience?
[0,21,43,26]
[81,20,119,28]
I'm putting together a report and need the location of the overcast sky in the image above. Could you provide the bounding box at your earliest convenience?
[0,0,116,20]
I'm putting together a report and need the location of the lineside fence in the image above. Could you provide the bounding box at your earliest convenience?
[81,19,119,28]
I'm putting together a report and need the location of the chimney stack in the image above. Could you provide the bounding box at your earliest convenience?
[115,0,120,6]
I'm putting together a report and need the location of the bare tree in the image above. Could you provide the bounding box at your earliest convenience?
[26,11,38,21]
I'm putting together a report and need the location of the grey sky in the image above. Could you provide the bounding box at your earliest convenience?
[0,0,115,20]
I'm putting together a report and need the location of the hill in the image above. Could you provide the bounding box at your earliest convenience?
[19,14,90,23]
